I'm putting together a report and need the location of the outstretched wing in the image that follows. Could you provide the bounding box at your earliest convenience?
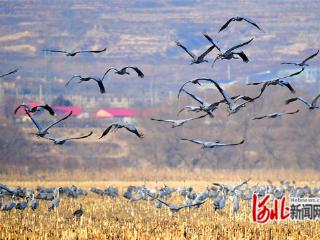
[252,115,267,120]
[95,80,106,93]
[210,80,234,109]
[66,75,82,86]
[234,51,249,62]
[101,68,117,80]
[42,49,67,53]
[247,81,265,86]
[100,124,115,139]
[40,104,55,116]
[180,138,206,145]
[280,62,296,65]
[225,38,254,54]
[256,68,304,98]
[218,17,236,32]
[301,49,319,65]
[64,132,93,141]
[202,33,221,51]
[232,178,251,191]
[311,93,320,107]
[176,41,195,59]
[177,77,214,98]
[147,194,171,208]
[25,110,42,131]
[218,139,245,146]
[124,124,144,138]
[180,89,207,106]
[285,97,310,107]
[177,80,193,99]
[0,68,18,78]
[280,82,295,94]
[177,106,201,115]
[44,111,73,132]
[76,48,107,54]
[185,114,208,122]
[198,45,215,60]
[150,118,175,123]
[14,104,27,114]
[277,68,305,81]
[242,17,263,31]
[123,66,144,78]
[212,55,221,67]
[42,135,56,142]
[286,109,299,115]
[189,200,206,208]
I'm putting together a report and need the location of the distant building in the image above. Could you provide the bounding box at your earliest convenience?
[53,106,82,117]
[96,108,149,119]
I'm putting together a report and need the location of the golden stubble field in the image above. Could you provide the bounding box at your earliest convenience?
[0,177,320,240]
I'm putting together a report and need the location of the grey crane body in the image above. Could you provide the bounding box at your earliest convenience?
[177,105,203,115]
[150,114,207,128]
[36,192,54,200]
[181,78,254,113]
[232,194,240,214]
[91,187,105,196]
[179,89,216,117]
[148,194,205,213]
[193,191,209,207]
[252,110,299,120]
[73,204,83,217]
[181,138,245,149]
[25,110,73,137]
[249,68,305,99]
[154,199,163,208]
[212,38,253,66]
[214,190,227,210]
[213,179,251,195]
[2,196,15,211]
[16,200,28,210]
[48,187,61,211]
[43,48,106,56]
[66,75,106,94]
[123,186,137,200]
[159,185,176,198]
[29,194,39,210]
[131,187,150,201]
[44,131,93,145]
[286,94,320,110]
[104,66,144,78]
[100,122,143,139]
[176,41,216,64]
[104,187,118,198]
[219,16,263,32]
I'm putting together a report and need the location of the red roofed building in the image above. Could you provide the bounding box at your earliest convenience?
[53,106,82,117]
[96,108,149,118]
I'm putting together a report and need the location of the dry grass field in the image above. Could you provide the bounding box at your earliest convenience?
[0,169,319,239]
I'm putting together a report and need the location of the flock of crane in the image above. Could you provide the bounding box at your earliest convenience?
[1,16,318,147]
[0,16,319,217]
[1,179,320,216]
